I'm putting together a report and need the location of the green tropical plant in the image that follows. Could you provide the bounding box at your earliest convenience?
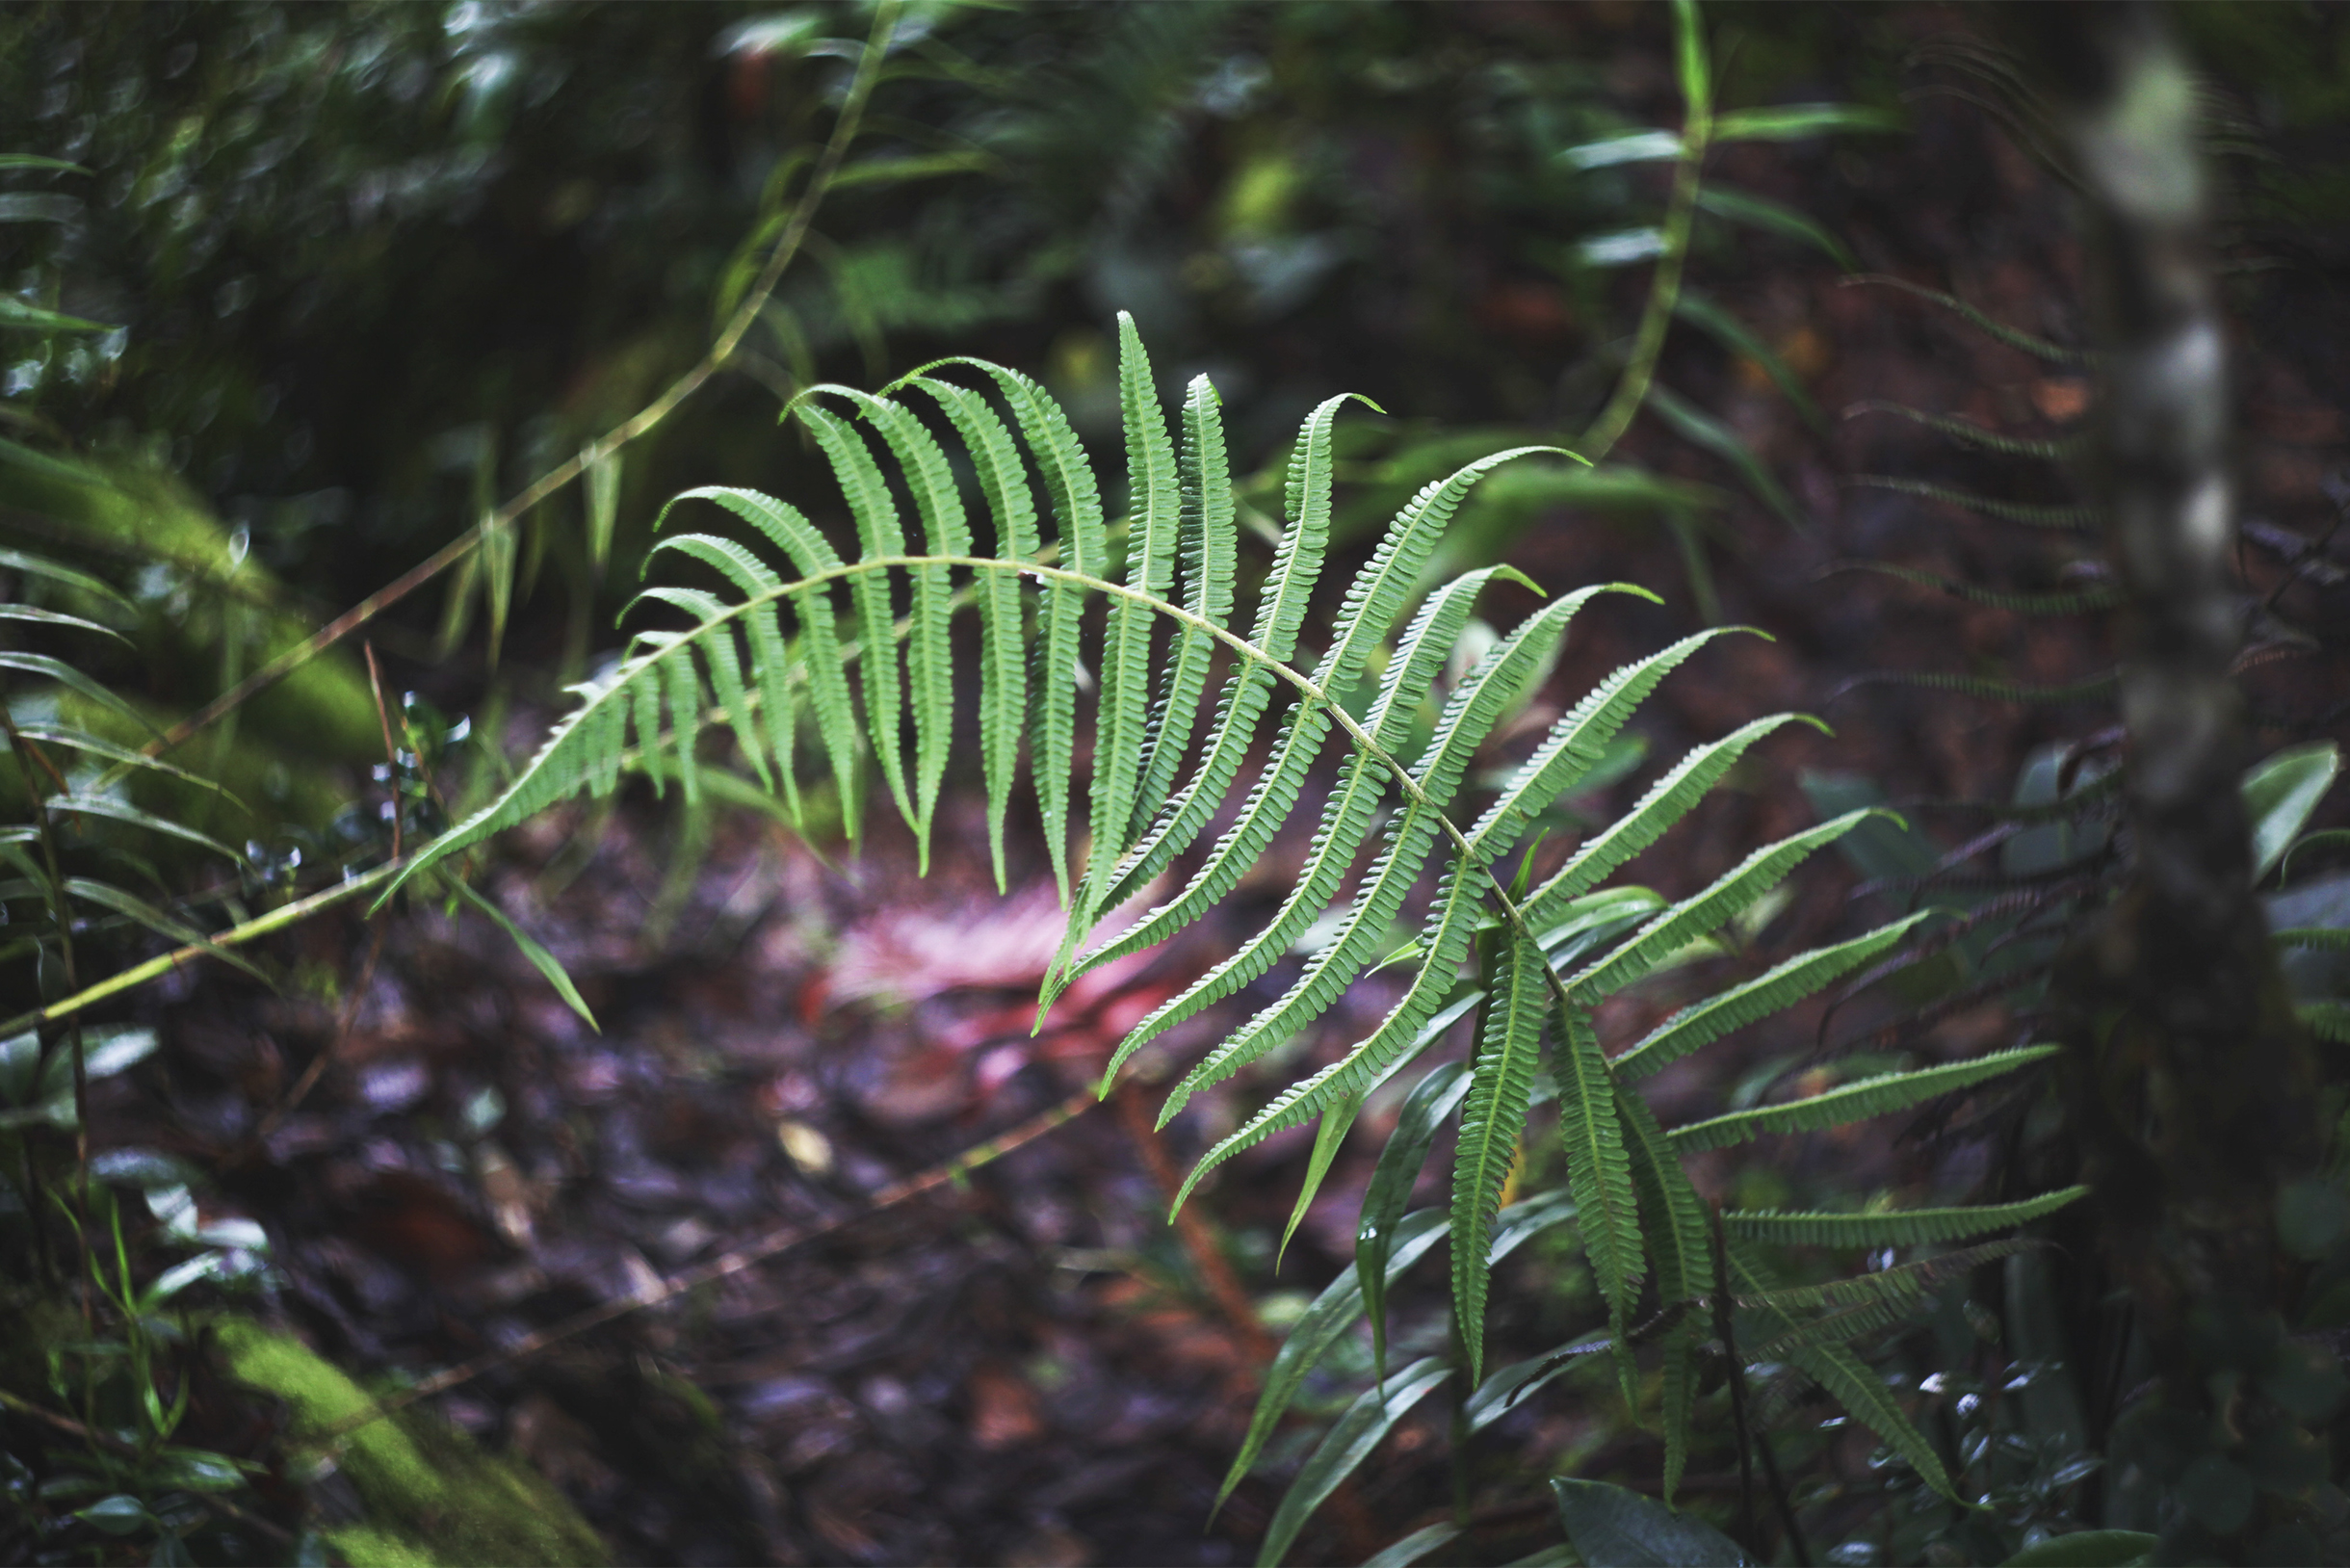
[386,311,2084,1555]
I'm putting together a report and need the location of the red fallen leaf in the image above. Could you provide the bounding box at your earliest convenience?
[965,1363,1046,1450]
[826,882,1162,1006]
[825,881,1196,1113]
[341,1170,504,1284]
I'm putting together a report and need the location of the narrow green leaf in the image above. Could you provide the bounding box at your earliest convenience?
[0,652,159,736]
[1257,1360,1450,1568]
[585,445,622,576]
[1674,293,1823,430]
[1672,1044,2058,1152]
[1555,1007,1644,1378]
[62,879,269,985]
[1359,1029,1476,1378]
[1527,715,1823,924]
[1696,185,1855,270]
[1644,384,1811,536]
[1451,935,1549,1380]
[907,377,1039,890]
[452,879,598,1030]
[1712,102,1905,142]
[0,546,134,614]
[48,795,240,861]
[1074,314,1185,919]
[0,603,126,640]
[1724,1185,2090,1247]
[1613,1083,1711,1501]
[1220,1207,1449,1507]
[13,723,239,799]
[1611,911,1934,1082]
[792,403,913,829]
[1848,475,2099,531]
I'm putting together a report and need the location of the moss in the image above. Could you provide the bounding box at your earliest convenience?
[214,1319,607,1568]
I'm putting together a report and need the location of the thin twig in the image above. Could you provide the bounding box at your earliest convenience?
[137,0,903,767]
[1112,1084,1277,1372]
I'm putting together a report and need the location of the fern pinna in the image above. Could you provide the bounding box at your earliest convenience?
[387,315,2081,1550]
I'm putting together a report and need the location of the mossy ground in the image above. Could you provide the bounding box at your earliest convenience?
[215,1319,607,1568]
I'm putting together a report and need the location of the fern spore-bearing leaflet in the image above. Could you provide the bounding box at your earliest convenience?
[380,316,2087,1519]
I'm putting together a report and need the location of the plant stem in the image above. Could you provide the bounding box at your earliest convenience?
[1572,15,1710,465]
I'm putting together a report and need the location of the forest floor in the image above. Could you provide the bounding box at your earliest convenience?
[71,35,2350,1568]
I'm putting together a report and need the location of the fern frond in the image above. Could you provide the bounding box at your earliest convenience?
[1614,1083,1712,1503]
[1554,1006,1645,1383]
[1848,475,2099,531]
[1730,1243,1961,1500]
[1094,567,1508,1091]
[792,402,911,833]
[1669,1044,2058,1152]
[903,375,1039,889]
[1462,626,1749,863]
[1841,274,2093,364]
[1077,314,1184,917]
[1742,1240,2034,1356]
[1842,400,2086,460]
[1172,857,1485,1207]
[1450,934,1551,1381]
[1838,669,2119,705]
[1129,375,1238,846]
[1610,911,1935,1082]
[1724,1185,2088,1247]
[821,384,974,872]
[1524,714,1825,923]
[1827,561,2119,615]
[1569,809,1890,998]
[1050,387,1368,999]
[1161,583,1633,1120]
[1076,446,1562,986]
[1793,1341,1958,1498]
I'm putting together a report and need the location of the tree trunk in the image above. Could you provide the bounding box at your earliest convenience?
[2023,6,2333,1559]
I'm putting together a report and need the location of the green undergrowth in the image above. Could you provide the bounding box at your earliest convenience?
[214,1320,606,1568]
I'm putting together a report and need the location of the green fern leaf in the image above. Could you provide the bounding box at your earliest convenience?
[1525,714,1825,922]
[1670,1043,2058,1152]
[1173,857,1486,1208]
[1074,314,1185,926]
[1554,1006,1644,1384]
[1570,809,1890,997]
[1451,934,1551,1381]
[1743,1240,2034,1356]
[1848,474,2099,531]
[822,385,973,872]
[1162,583,1634,1121]
[1613,1081,1711,1502]
[1463,625,1741,863]
[1794,1340,1958,1500]
[791,404,910,834]
[1610,911,1936,1082]
[1089,566,1510,1091]
[1358,1026,1476,1379]
[1729,1242,1962,1501]
[1724,1185,2089,1247]
[1127,374,1235,849]
[904,376,1039,890]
